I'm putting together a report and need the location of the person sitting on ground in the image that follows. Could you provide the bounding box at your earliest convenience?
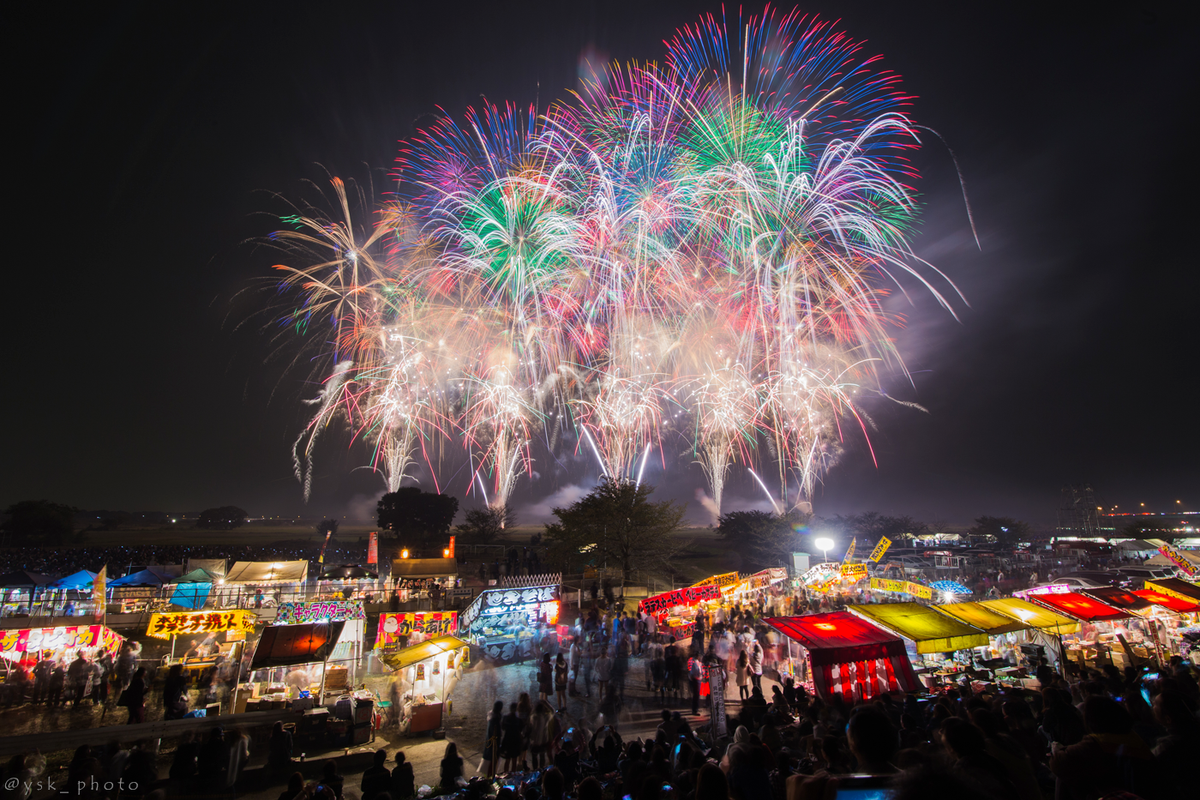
[439,742,464,789]
[390,751,414,799]
[360,749,391,800]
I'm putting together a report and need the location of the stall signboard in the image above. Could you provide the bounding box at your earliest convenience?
[0,625,123,658]
[840,564,868,578]
[1147,538,1198,578]
[868,538,892,563]
[801,563,840,585]
[274,600,366,625]
[690,572,739,591]
[376,611,458,650]
[146,610,256,639]
[869,578,933,600]
[461,584,559,633]
[639,584,721,615]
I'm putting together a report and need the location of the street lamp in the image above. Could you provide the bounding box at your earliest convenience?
[815,538,834,563]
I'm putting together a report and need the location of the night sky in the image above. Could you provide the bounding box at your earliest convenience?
[9,1,1198,528]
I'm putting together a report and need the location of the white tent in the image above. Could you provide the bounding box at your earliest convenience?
[186,558,227,580]
[225,561,309,584]
[1146,549,1200,569]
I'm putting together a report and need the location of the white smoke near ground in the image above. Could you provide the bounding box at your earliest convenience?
[516,482,597,525]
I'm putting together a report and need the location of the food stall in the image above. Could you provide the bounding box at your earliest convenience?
[107,569,168,614]
[460,584,559,663]
[223,561,310,608]
[378,635,469,734]
[271,600,367,694]
[376,611,458,654]
[244,620,375,745]
[639,584,722,642]
[0,571,56,618]
[1145,578,1200,605]
[848,603,989,690]
[933,601,1038,688]
[390,558,458,605]
[765,612,921,701]
[317,565,380,601]
[0,624,124,689]
[169,568,218,610]
[1024,592,1134,670]
[146,609,255,670]
[44,570,100,617]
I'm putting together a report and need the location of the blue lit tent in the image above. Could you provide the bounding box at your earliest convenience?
[930,580,972,596]
[108,569,166,588]
[50,570,98,590]
[169,568,215,609]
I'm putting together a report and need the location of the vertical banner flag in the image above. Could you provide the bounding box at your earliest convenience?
[1147,538,1197,578]
[842,538,856,564]
[93,566,107,623]
[447,535,456,559]
[869,537,892,563]
[367,531,378,566]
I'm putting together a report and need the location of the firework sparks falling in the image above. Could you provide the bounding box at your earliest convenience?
[266,11,964,513]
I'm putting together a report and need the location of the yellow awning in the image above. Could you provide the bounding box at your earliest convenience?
[849,602,989,653]
[378,635,468,672]
[933,602,1031,635]
[980,598,1080,635]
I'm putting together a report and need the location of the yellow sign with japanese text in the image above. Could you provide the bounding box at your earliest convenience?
[146,610,256,640]
[868,537,892,563]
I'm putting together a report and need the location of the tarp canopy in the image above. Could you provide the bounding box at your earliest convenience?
[391,558,457,579]
[319,565,378,581]
[979,598,1081,635]
[850,603,989,653]
[187,558,227,580]
[1133,588,1200,613]
[933,602,1031,635]
[1027,592,1129,622]
[250,621,345,670]
[170,581,213,609]
[108,569,166,588]
[765,613,920,699]
[378,635,468,672]
[225,561,308,584]
[1116,539,1158,551]
[173,568,216,584]
[0,571,56,589]
[930,580,972,595]
[1080,588,1153,614]
[1145,578,1200,604]
[49,570,98,590]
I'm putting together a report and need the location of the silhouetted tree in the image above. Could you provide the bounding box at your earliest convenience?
[455,505,514,545]
[543,479,686,580]
[316,518,339,537]
[716,510,807,570]
[968,516,1030,545]
[377,488,459,552]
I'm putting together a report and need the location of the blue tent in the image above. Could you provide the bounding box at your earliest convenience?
[930,580,972,595]
[108,569,166,588]
[50,570,98,590]
[170,568,214,609]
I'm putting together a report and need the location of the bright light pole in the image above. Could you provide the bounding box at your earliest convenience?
[815,537,834,564]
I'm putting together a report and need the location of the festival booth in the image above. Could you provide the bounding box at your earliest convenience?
[0,571,56,618]
[317,565,380,602]
[265,600,368,701]
[187,558,227,581]
[460,584,560,663]
[933,602,1045,688]
[1145,578,1200,605]
[107,569,168,614]
[45,571,100,617]
[1024,592,1139,671]
[639,584,723,642]
[378,635,469,735]
[848,603,989,691]
[147,609,254,674]
[376,611,458,654]
[243,620,377,746]
[765,613,921,701]
[727,568,789,604]
[168,568,218,610]
[223,561,310,609]
[390,558,458,605]
[0,624,124,694]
